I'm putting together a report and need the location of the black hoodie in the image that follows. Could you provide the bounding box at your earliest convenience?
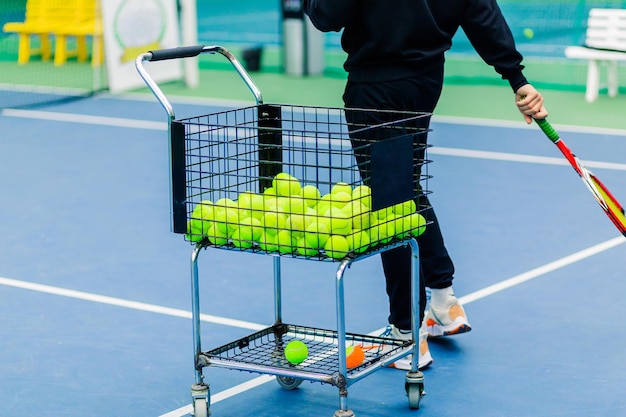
[303,0,528,91]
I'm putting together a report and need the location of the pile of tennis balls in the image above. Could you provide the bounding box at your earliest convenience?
[186,172,426,260]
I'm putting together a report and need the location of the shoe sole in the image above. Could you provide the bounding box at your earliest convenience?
[425,320,472,337]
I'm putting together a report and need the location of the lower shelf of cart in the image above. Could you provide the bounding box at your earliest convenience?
[198,323,414,385]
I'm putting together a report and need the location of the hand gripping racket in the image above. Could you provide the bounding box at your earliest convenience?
[535,118,626,237]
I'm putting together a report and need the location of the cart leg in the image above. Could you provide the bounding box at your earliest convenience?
[273,255,282,323]
[408,238,421,373]
[190,244,204,385]
[406,239,425,409]
[334,259,355,417]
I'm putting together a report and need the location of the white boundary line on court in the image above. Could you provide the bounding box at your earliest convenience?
[0,236,623,417]
[3,109,626,173]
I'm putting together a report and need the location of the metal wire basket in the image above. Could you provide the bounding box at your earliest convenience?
[174,104,432,261]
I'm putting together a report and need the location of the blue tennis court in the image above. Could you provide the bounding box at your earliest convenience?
[1,92,625,417]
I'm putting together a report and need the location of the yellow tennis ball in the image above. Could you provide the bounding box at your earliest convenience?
[324,235,350,260]
[276,229,295,254]
[331,182,352,196]
[261,211,287,235]
[239,217,263,241]
[300,184,321,208]
[408,213,427,237]
[352,185,372,208]
[186,219,206,242]
[296,236,318,257]
[263,186,277,197]
[246,193,266,221]
[191,200,216,222]
[304,219,330,249]
[284,340,308,364]
[329,191,352,209]
[230,228,254,249]
[346,230,371,254]
[258,230,279,252]
[215,197,237,211]
[342,201,371,230]
[213,207,239,235]
[392,200,417,217]
[284,195,307,216]
[320,207,351,235]
[523,27,534,39]
[205,222,228,246]
[273,172,302,197]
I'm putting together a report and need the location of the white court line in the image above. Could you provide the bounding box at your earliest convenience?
[0,277,265,331]
[1,237,623,417]
[429,147,626,171]
[3,108,626,172]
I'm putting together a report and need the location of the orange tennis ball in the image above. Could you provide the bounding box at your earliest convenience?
[346,345,365,369]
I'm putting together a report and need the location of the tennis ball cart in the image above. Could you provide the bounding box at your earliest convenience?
[136,45,432,417]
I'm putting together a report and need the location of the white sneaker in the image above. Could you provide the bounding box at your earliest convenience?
[423,288,471,337]
[380,325,433,371]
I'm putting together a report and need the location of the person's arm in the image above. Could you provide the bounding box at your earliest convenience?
[303,0,356,32]
[461,0,527,91]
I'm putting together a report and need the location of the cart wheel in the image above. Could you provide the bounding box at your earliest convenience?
[193,397,209,417]
[276,375,303,390]
[405,381,424,410]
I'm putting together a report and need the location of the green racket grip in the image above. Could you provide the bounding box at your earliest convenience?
[534,118,560,143]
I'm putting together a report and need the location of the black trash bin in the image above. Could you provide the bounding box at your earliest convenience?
[242,46,263,72]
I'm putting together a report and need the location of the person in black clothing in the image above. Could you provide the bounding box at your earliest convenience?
[304,0,548,370]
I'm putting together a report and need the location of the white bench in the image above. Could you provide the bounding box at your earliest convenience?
[565,8,626,102]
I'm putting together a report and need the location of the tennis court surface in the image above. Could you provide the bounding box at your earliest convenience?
[1,88,625,416]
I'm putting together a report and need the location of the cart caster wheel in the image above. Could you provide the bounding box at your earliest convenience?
[276,375,303,390]
[405,381,425,410]
[193,397,209,417]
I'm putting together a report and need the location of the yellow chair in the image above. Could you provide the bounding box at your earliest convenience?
[53,0,104,67]
[2,0,53,64]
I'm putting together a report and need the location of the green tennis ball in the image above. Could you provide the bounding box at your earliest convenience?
[191,200,216,222]
[285,195,307,216]
[346,230,371,254]
[258,230,279,252]
[239,217,263,241]
[296,236,318,257]
[261,211,287,235]
[324,235,350,260]
[342,201,371,230]
[372,206,394,221]
[300,185,321,208]
[276,229,295,254]
[206,222,229,246]
[284,340,308,364]
[215,197,237,211]
[273,172,302,197]
[304,219,330,249]
[330,191,352,209]
[213,207,239,235]
[186,220,205,242]
[245,193,266,221]
[263,186,277,197]
[263,197,285,214]
[523,27,534,39]
[320,207,351,236]
[230,228,254,249]
[352,185,372,208]
[331,182,352,196]
[392,200,417,217]
[408,213,427,237]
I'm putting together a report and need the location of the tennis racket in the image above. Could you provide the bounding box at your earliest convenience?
[535,118,626,237]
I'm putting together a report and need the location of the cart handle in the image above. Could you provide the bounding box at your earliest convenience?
[135,45,264,120]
